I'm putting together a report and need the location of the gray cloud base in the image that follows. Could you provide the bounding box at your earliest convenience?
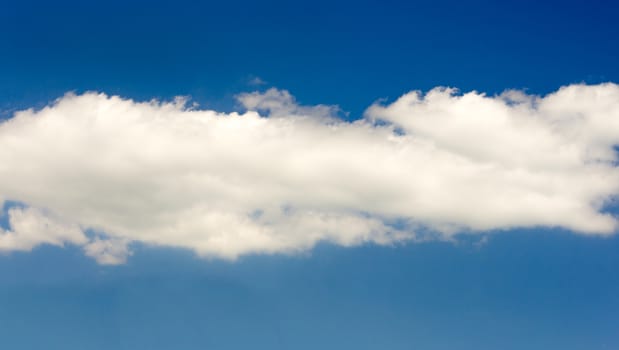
[1,84,618,264]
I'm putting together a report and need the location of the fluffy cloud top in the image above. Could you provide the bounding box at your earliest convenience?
[1,84,619,264]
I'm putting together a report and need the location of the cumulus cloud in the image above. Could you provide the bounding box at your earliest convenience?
[0,206,87,251]
[83,237,131,265]
[1,83,619,264]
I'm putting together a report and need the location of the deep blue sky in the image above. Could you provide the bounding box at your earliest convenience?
[2,0,618,116]
[1,0,619,349]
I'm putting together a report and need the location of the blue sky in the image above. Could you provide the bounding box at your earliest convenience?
[1,0,619,349]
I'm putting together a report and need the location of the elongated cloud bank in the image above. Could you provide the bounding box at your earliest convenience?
[1,84,619,264]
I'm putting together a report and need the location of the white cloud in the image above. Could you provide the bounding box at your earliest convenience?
[247,76,267,86]
[236,88,341,120]
[1,83,618,263]
[0,207,87,252]
[83,237,131,265]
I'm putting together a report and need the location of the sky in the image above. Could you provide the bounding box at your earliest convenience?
[1,0,619,349]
